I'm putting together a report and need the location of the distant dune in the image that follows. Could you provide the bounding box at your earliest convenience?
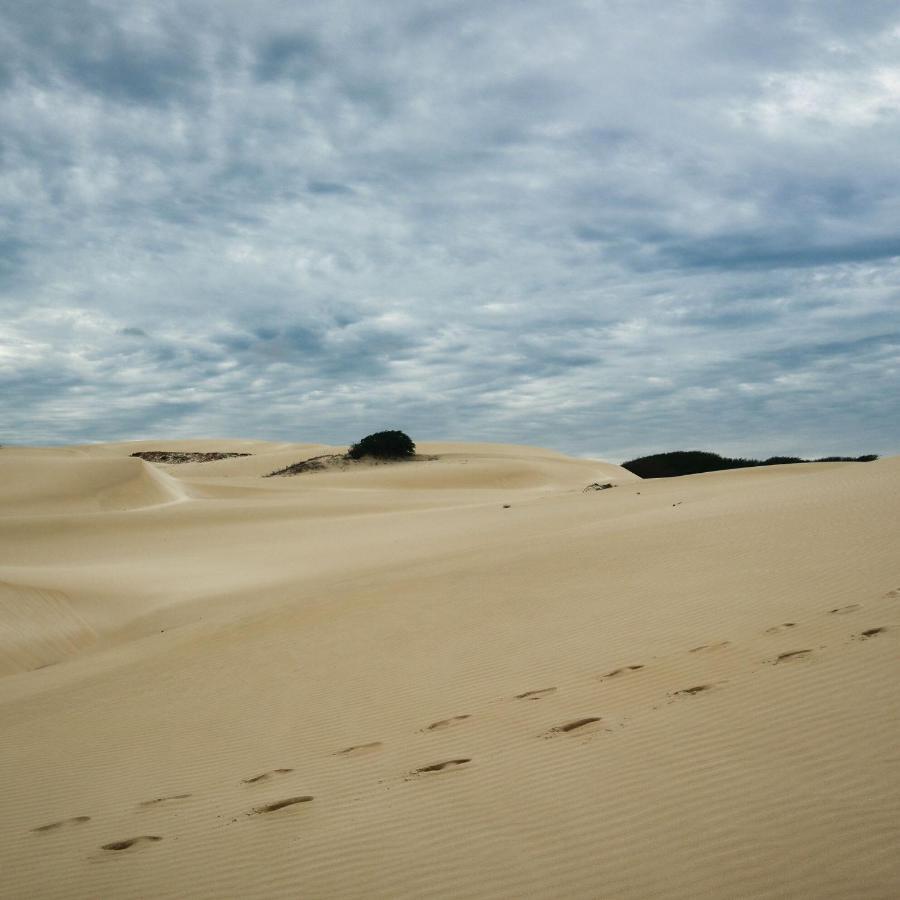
[1,440,898,898]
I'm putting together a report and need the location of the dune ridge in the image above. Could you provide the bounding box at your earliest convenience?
[0,441,898,898]
[0,454,187,515]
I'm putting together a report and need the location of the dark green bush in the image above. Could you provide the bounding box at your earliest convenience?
[622,450,878,478]
[621,451,752,478]
[348,430,416,460]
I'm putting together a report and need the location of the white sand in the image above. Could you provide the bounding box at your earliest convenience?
[1,440,898,898]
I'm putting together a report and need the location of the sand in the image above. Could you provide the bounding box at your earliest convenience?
[1,440,898,899]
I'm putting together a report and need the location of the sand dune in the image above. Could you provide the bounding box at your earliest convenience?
[0,581,98,676]
[1,441,898,898]
[0,454,186,514]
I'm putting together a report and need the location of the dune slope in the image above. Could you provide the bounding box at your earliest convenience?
[0,442,898,899]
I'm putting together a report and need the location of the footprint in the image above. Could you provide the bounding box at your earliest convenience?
[413,759,471,774]
[32,816,90,833]
[425,715,471,731]
[689,641,731,653]
[765,623,797,634]
[101,836,162,851]
[672,685,712,697]
[774,649,813,663]
[515,687,557,700]
[252,796,313,814]
[856,627,886,639]
[242,768,294,784]
[139,794,191,807]
[829,604,860,615]
[335,742,382,756]
[545,717,602,735]
[602,665,645,679]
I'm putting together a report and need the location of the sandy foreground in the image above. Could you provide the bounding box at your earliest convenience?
[0,439,898,899]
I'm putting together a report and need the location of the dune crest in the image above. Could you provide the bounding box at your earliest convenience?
[0,455,185,515]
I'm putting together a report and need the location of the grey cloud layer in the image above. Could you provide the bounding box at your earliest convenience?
[1,0,899,459]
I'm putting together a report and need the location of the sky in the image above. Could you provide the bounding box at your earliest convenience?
[1,0,899,462]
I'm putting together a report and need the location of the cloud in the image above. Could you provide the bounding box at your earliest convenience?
[663,235,900,271]
[254,32,324,83]
[3,2,203,106]
[1,0,899,460]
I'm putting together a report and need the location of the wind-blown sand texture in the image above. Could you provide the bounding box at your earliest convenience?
[1,439,898,899]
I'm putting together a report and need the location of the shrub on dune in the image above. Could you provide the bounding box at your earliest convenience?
[348,430,416,460]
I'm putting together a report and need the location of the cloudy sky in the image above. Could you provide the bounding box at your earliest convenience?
[2,0,899,461]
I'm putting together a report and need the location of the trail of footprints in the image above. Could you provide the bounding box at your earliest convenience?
[28,587,896,855]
